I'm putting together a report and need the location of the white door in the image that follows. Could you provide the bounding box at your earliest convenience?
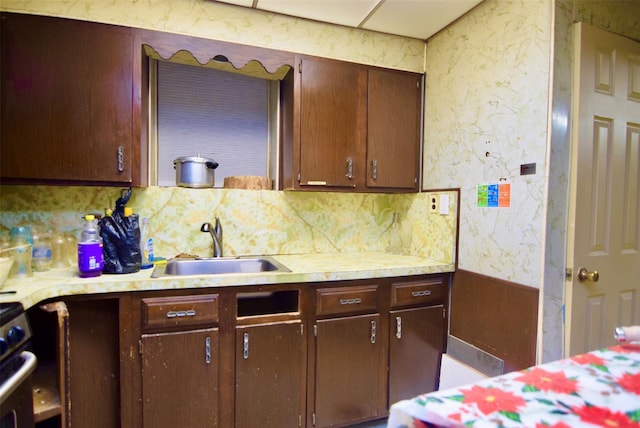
[565,23,640,356]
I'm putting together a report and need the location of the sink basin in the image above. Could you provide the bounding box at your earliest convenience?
[151,256,290,278]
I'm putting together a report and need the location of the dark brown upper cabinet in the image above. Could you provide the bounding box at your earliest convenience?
[296,56,367,190]
[0,13,143,185]
[0,13,295,187]
[281,55,422,193]
[367,68,422,190]
[1,12,421,191]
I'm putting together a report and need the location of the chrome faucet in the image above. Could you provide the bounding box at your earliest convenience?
[200,217,223,257]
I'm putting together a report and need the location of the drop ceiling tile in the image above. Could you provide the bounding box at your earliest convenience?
[216,0,254,7]
[256,0,381,28]
[213,0,483,40]
[362,0,482,40]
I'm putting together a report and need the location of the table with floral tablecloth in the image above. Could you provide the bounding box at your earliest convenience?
[388,345,640,427]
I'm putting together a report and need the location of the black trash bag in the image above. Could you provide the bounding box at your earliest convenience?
[99,188,142,274]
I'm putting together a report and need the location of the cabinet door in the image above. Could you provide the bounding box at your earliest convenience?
[389,306,445,404]
[235,321,306,428]
[315,314,382,427]
[1,13,136,183]
[298,57,367,188]
[367,68,421,190]
[141,328,218,428]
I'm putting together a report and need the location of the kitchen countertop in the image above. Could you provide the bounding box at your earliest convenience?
[0,252,454,311]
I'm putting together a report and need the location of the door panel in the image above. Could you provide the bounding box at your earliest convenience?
[367,68,421,189]
[315,314,381,427]
[298,57,367,188]
[1,13,134,182]
[567,23,640,356]
[389,306,445,405]
[141,328,218,428]
[235,322,305,428]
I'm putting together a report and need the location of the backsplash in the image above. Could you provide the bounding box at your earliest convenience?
[0,186,457,264]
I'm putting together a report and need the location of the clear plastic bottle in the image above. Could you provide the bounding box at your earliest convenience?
[140,217,154,269]
[9,226,32,278]
[32,228,52,272]
[77,214,103,278]
[387,212,403,254]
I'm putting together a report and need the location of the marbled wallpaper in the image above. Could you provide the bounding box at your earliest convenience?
[423,0,639,362]
[0,186,458,265]
[423,0,553,288]
[0,0,424,73]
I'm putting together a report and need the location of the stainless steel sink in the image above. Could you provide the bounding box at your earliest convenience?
[151,256,290,278]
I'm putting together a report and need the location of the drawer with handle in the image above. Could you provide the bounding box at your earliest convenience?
[391,277,446,308]
[316,285,378,316]
[142,294,219,330]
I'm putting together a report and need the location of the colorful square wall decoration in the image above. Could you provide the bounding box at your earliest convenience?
[477,182,510,208]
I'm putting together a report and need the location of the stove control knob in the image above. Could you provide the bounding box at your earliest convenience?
[7,325,25,346]
[0,337,8,356]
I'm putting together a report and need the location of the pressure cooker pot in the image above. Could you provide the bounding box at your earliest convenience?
[173,156,219,188]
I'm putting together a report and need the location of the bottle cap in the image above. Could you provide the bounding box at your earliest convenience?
[124,207,133,217]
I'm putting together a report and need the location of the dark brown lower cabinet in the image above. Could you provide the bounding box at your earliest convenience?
[314,314,383,427]
[141,328,219,428]
[30,274,449,428]
[235,321,306,428]
[389,305,445,404]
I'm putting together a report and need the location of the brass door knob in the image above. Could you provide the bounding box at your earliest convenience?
[578,267,599,282]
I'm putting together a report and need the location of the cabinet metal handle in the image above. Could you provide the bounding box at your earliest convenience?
[205,336,212,364]
[372,159,378,181]
[243,332,249,359]
[396,316,402,339]
[339,298,362,305]
[346,158,353,180]
[166,309,196,318]
[411,290,432,298]
[117,145,125,172]
[370,320,377,344]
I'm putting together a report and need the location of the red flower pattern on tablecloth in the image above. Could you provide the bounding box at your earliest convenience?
[459,384,526,415]
[609,345,640,354]
[535,422,572,428]
[571,352,607,367]
[389,346,640,428]
[617,372,640,395]
[513,367,579,394]
[573,404,640,427]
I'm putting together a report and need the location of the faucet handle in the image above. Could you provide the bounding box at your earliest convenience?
[214,217,222,239]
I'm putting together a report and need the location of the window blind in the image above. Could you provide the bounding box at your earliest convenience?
[157,61,269,187]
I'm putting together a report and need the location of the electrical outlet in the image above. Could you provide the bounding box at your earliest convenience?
[429,194,439,214]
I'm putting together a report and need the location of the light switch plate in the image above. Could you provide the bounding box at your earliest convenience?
[439,194,450,215]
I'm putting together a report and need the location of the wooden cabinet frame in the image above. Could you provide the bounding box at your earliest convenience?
[282,54,423,193]
[30,274,449,428]
[2,13,421,192]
